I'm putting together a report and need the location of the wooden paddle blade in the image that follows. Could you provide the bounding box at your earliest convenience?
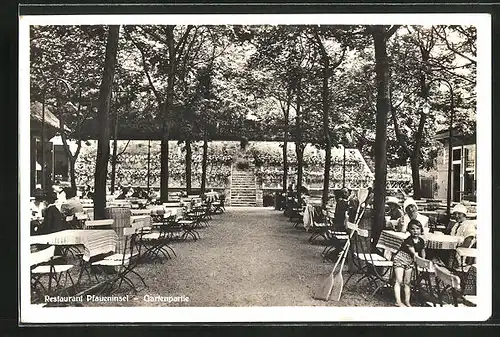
[330,271,344,301]
[313,273,334,301]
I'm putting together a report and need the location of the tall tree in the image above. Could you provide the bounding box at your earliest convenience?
[312,26,348,207]
[30,25,107,193]
[94,25,120,219]
[369,24,400,247]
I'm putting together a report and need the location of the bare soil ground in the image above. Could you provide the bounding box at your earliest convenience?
[83,207,395,307]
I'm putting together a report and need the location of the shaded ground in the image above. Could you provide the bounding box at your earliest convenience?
[83,207,395,307]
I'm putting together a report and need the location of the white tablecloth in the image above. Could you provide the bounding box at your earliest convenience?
[377,230,462,253]
[31,229,118,260]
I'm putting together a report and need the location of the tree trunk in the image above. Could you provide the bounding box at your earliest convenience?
[110,111,118,194]
[58,97,80,196]
[371,26,391,248]
[185,139,192,195]
[321,58,331,208]
[94,25,120,220]
[410,156,421,199]
[282,93,291,195]
[295,73,303,202]
[69,157,77,193]
[160,133,169,202]
[201,132,208,194]
[160,25,176,202]
[282,128,288,195]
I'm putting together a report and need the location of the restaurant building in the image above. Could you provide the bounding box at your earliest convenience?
[30,101,72,194]
[434,128,476,202]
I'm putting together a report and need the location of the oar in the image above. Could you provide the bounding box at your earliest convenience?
[312,235,351,301]
[312,188,370,301]
[330,188,370,301]
[330,239,351,301]
[354,188,369,224]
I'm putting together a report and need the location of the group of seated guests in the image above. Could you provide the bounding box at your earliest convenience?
[384,197,477,245]
[385,199,477,307]
[115,185,151,200]
[30,185,85,235]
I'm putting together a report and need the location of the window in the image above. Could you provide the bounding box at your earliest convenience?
[465,146,475,170]
[452,148,461,161]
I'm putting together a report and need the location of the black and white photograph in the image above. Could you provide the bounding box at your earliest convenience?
[19,13,491,323]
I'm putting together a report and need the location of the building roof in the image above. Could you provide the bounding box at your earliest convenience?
[31,101,71,132]
[434,128,476,145]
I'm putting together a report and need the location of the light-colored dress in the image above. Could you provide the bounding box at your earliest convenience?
[450,220,476,238]
[397,213,429,233]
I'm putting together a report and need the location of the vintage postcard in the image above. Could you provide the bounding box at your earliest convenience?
[19,11,491,323]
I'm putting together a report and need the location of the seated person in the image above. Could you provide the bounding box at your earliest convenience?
[30,188,47,219]
[61,187,84,219]
[115,186,129,200]
[53,184,66,204]
[385,196,404,228]
[446,204,477,271]
[38,191,67,235]
[333,188,349,231]
[395,198,429,233]
[447,203,476,246]
[347,190,359,223]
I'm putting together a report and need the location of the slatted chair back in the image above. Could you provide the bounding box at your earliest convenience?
[415,255,435,273]
[84,219,114,229]
[31,245,56,267]
[122,226,143,264]
[82,231,118,262]
[434,264,461,290]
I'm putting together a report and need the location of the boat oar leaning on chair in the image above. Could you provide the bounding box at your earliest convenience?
[342,189,394,299]
[313,188,369,301]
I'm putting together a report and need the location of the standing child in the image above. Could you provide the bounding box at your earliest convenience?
[393,219,426,307]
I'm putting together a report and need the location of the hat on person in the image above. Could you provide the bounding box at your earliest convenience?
[452,203,468,215]
[403,198,418,212]
[386,196,400,206]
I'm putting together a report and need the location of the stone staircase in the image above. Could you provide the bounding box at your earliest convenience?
[230,165,257,207]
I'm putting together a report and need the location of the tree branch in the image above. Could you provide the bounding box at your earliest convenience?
[386,25,401,38]
[117,140,131,157]
[124,26,163,103]
[389,90,412,158]
[432,26,476,64]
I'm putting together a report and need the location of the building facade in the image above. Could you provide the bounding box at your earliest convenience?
[434,129,476,202]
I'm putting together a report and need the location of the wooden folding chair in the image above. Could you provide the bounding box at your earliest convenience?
[92,227,147,294]
[432,264,472,307]
[343,226,393,298]
[212,195,225,214]
[308,206,334,244]
[138,217,177,262]
[75,231,118,292]
[31,245,75,301]
[412,255,436,304]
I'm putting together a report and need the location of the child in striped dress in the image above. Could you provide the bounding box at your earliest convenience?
[393,219,426,307]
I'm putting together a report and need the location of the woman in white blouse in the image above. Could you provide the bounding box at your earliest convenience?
[448,203,476,246]
[396,198,429,233]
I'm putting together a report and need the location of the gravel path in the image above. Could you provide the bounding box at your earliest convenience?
[87,207,393,307]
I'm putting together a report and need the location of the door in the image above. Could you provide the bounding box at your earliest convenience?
[453,163,461,202]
